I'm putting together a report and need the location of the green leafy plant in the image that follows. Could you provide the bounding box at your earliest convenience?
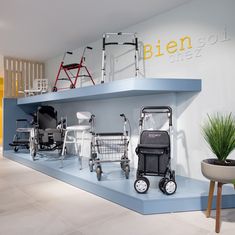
[202,113,235,161]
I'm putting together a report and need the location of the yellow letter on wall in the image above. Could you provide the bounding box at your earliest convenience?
[166,41,177,54]
[144,44,153,60]
[179,36,192,51]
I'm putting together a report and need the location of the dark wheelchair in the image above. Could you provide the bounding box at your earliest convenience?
[10,105,66,160]
[30,105,66,160]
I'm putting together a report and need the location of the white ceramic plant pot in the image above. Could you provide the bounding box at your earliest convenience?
[201,159,235,183]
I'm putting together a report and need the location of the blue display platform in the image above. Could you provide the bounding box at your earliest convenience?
[4,150,235,215]
[17,78,202,105]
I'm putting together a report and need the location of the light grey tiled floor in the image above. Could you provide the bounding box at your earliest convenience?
[0,155,235,235]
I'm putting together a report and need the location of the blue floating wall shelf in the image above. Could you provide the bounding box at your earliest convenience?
[17,78,202,105]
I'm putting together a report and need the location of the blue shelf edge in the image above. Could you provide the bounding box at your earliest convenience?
[17,78,202,105]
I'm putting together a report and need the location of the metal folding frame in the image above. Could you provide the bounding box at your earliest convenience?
[101,32,139,83]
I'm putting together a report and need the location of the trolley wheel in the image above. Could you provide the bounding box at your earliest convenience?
[70,84,75,89]
[14,146,19,152]
[89,159,94,172]
[96,166,102,181]
[158,177,167,193]
[134,177,150,194]
[124,165,130,179]
[52,86,57,92]
[163,179,177,195]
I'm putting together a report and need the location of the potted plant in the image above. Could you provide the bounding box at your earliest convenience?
[201,113,235,183]
[201,113,235,233]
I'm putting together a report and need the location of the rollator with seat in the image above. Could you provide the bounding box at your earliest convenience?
[52,47,95,91]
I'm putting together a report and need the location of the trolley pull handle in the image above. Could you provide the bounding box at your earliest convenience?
[141,106,172,126]
[66,51,73,55]
[86,46,93,50]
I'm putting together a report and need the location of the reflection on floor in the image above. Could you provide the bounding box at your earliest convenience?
[3,150,235,215]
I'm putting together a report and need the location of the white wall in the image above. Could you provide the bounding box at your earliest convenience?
[0,55,4,77]
[45,0,235,180]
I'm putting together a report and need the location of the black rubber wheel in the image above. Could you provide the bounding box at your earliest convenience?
[89,159,94,172]
[52,86,57,92]
[158,178,167,193]
[96,166,102,181]
[124,165,130,179]
[70,84,75,89]
[31,149,36,161]
[163,179,177,195]
[134,177,150,194]
[14,146,19,152]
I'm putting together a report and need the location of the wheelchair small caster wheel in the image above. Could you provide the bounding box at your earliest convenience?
[163,179,177,195]
[31,150,36,161]
[134,177,150,194]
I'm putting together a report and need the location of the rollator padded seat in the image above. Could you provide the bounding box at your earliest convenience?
[63,63,79,70]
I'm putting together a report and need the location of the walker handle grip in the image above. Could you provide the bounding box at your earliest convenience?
[86,46,93,50]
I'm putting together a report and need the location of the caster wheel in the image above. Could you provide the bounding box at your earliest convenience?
[124,165,130,179]
[89,159,94,172]
[158,178,167,193]
[52,86,57,92]
[31,150,36,161]
[70,84,75,89]
[96,166,102,181]
[14,146,19,152]
[134,177,150,194]
[163,179,177,195]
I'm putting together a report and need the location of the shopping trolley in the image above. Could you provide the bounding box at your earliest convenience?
[89,114,130,181]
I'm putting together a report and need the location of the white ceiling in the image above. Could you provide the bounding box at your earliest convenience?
[0,0,192,61]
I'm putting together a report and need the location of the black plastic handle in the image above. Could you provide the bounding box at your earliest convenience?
[16,119,28,122]
[120,113,127,121]
[86,46,93,50]
[89,114,95,123]
[66,51,73,55]
[141,106,172,126]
